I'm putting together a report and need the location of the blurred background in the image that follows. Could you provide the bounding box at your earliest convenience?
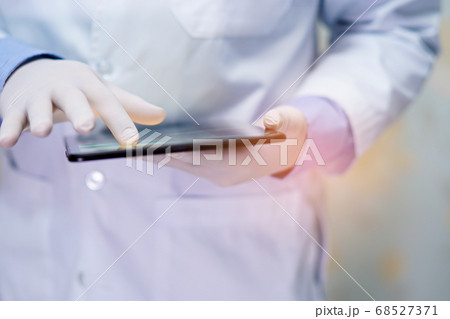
[324,0,450,300]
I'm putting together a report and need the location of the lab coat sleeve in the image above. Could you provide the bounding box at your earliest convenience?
[295,0,440,156]
[290,96,355,174]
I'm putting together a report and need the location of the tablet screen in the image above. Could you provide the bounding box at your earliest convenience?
[65,122,285,162]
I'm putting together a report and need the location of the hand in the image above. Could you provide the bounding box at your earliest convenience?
[163,106,307,186]
[0,59,166,148]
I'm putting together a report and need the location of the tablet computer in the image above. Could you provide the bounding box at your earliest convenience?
[64,122,286,162]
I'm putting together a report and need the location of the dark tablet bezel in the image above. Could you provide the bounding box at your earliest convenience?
[65,125,286,162]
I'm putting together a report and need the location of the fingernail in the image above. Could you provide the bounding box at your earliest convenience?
[264,112,280,128]
[121,127,139,144]
[78,120,95,133]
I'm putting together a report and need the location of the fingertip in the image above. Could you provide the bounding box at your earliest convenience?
[134,106,167,125]
[159,108,167,119]
[0,135,17,149]
[263,110,281,130]
[153,108,166,125]
[74,119,96,134]
[119,126,139,145]
[125,134,139,145]
[30,121,52,138]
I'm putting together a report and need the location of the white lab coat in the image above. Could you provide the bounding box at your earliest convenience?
[0,0,439,300]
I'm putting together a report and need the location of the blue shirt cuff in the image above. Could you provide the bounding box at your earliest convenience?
[0,37,61,90]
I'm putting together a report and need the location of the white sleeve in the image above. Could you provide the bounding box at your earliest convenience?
[0,10,8,38]
[296,0,440,156]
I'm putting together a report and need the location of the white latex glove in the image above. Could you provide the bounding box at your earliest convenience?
[163,106,307,186]
[0,59,166,148]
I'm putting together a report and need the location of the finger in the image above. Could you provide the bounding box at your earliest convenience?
[263,106,306,134]
[0,109,27,148]
[52,88,96,134]
[253,115,265,129]
[27,97,53,137]
[82,81,139,144]
[263,109,282,131]
[109,85,166,125]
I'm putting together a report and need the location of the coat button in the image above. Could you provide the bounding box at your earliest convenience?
[95,60,113,77]
[85,170,105,191]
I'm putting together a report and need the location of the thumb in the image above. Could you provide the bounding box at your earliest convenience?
[263,106,293,131]
[263,106,307,137]
[263,109,282,131]
[109,85,166,125]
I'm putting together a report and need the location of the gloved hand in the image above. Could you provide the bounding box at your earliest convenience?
[163,106,307,186]
[0,59,166,148]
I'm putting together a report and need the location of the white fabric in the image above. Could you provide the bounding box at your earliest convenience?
[0,0,439,300]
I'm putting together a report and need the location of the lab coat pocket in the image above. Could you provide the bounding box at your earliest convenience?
[0,163,53,210]
[0,162,54,300]
[152,188,323,300]
[169,0,292,38]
